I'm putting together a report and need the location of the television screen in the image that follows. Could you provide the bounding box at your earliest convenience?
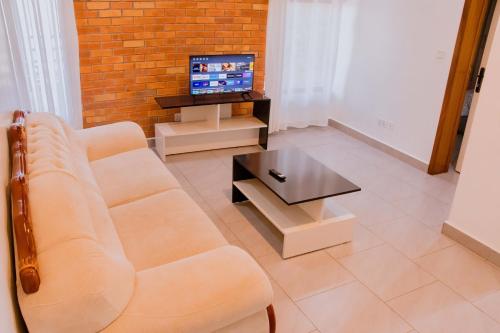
[190,54,255,95]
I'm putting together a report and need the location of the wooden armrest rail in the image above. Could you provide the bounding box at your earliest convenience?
[9,110,40,294]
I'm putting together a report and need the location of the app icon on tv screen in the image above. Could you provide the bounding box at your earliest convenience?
[190,54,254,95]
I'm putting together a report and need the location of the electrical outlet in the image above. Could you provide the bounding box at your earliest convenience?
[174,113,181,122]
[435,50,446,61]
[377,118,395,130]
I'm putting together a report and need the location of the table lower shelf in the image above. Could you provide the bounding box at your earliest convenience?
[233,179,356,258]
[155,116,268,157]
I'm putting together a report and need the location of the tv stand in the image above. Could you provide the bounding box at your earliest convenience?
[154,91,270,159]
[241,91,252,100]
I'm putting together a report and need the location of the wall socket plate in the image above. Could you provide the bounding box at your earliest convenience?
[377,118,394,130]
[174,113,181,122]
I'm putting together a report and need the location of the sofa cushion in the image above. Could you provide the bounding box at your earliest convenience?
[110,189,227,271]
[102,246,273,333]
[90,148,180,207]
[77,121,147,161]
[19,239,135,333]
[215,309,269,333]
[91,148,180,208]
[20,113,135,332]
[26,113,127,258]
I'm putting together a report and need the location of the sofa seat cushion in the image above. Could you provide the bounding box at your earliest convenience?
[90,148,180,207]
[214,309,269,333]
[110,189,228,271]
[102,246,273,333]
[19,239,135,333]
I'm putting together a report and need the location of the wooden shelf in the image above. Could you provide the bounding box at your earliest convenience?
[233,179,352,232]
[220,117,267,131]
[156,116,266,138]
[234,179,315,233]
[154,97,270,157]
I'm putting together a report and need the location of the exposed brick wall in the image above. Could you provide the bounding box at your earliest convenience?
[74,0,268,137]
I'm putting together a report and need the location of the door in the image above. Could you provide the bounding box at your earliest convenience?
[456,1,499,172]
[428,0,494,175]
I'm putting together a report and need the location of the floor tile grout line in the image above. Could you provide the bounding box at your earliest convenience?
[200,154,385,333]
[333,242,454,330]
[335,258,416,331]
[291,279,358,303]
[307,247,416,331]
[161,128,466,332]
[367,220,459,262]
[175,163,323,331]
[384,279,438,303]
[410,244,500,326]
[266,276,320,332]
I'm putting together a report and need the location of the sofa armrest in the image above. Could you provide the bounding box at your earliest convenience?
[77,122,147,161]
[102,246,273,333]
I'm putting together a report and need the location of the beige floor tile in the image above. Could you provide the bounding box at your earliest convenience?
[326,223,384,259]
[297,281,411,333]
[432,182,457,204]
[392,193,450,223]
[206,195,249,224]
[395,167,453,197]
[189,166,232,196]
[270,281,316,333]
[280,126,339,148]
[162,126,467,332]
[337,190,407,228]
[259,251,354,301]
[388,282,500,333]
[267,132,297,150]
[416,245,500,301]
[350,145,406,172]
[370,216,454,259]
[339,244,435,300]
[474,290,500,324]
[366,173,420,202]
[229,219,280,258]
[212,145,263,167]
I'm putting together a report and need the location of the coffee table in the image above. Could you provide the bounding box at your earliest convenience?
[232,148,361,258]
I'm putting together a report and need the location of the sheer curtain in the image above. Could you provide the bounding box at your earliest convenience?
[265,0,343,132]
[0,2,22,113]
[1,0,82,128]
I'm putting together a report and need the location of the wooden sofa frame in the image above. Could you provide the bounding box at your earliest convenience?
[9,110,40,294]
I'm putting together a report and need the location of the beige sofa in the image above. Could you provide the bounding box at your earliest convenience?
[9,112,274,332]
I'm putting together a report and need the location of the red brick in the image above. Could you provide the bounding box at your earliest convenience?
[75,0,269,136]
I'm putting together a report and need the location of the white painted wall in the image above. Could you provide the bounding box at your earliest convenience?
[331,0,465,164]
[447,14,500,253]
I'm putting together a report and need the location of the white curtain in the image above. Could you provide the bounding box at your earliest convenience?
[0,2,21,113]
[0,0,82,128]
[265,0,343,132]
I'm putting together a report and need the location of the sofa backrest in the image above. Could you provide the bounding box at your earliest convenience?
[14,112,135,332]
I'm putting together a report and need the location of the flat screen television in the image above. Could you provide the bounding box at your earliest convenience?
[189,54,255,96]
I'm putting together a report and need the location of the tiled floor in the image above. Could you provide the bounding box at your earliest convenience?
[162,126,500,333]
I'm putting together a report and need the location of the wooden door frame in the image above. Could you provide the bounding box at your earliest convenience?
[428,0,492,174]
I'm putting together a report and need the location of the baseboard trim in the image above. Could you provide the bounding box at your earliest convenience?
[442,222,500,268]
[328,119,428,171]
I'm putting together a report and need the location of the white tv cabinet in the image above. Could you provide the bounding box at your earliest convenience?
[154,92,271,160]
